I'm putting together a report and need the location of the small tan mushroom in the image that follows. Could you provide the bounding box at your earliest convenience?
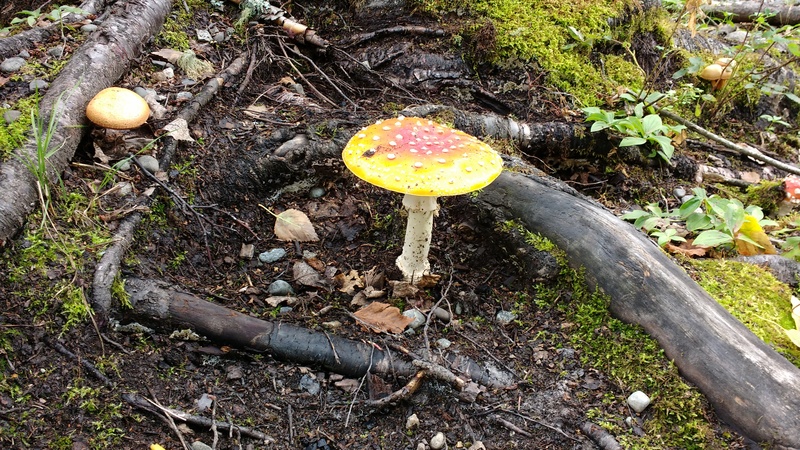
[86,87,150,129]
[700,58,737,91]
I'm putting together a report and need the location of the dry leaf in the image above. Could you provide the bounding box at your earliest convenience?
[274,209,319,242]
[293,261,327,288]
[335,270,363,294]
[161,118,195,142]
[152,48,183,63]
[665,240,707,257]
[791,296,800,330]
[786,329,800,349]
[353,302,414,334]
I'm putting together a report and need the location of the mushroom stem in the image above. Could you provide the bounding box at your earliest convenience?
[396,194,439,283]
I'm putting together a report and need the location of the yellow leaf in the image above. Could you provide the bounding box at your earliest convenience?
[791,296,800,331]
[150,445,167,450]
[734,215,776,256]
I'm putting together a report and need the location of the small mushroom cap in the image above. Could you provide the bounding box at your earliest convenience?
[785,175,800,204]
[342,117,503,196]
[86,87,150,129]
[714,57,737,69]
[699,64,723,81]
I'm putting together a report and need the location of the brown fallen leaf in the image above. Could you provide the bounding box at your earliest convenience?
[665,240,707,257]
[274,208,319,242]
[334,269,363,294]
[353,302,414,334]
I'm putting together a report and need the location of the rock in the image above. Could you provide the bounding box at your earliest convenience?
[176,91,193,101]
[29,79,49,91]
[279,306,292,315]
[47,46,64,58]
[495,310,516,325]
[213,32,226,43]
[239,243,255,260]
[321,320,341,329]
[268,280,294,296]
[137,155,159,173]
[436,338,451,349]
[0,57,26,73]
[403,309,425,329]
[627,390,651,413]
[431,306,450,321]
[191,441,212,450]
[673,187,686,198]
[80,23,97,33]
[196,29,213,42]
[259,248,287,263]
[406,413,419,429]
[226,365,243,381]
[3,110,21,124]
[468,441,486,450]
[309,187,326,198]
[430,432,446,449]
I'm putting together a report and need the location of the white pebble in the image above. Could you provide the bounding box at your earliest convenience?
[406,413,420,430]
[430,432,446,449]
[627,390,651,413]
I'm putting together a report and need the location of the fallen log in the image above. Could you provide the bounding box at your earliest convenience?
[703,1,800,26]
[476,170,800,449]
[0,0,171,244]
[123,277,514,389]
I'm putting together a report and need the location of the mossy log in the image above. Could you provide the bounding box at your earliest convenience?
[703,1,800,26]
[476,170,800,449]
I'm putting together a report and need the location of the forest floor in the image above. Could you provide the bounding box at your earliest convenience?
[0,0,796,449]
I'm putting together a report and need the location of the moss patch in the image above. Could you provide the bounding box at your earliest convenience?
[0,94,39,159]
[690,258,800,368]
[502,222,728,449]
[412,0,659,105]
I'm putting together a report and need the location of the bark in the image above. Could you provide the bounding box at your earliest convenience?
[0,0,171,245]
[0,0,107,60]
[476,170,800,449]
[123,277,513,389]
[703,1,800,25]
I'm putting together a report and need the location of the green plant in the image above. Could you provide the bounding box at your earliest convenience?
[760,114,791,132]
[583,101,686,161]
[16,92,69,228]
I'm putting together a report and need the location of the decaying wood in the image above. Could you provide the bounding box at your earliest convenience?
[703,1,800,26]
[0,0,171,245]
[123,277,514,389]
[580,422,623,450]
[476,170,800,449]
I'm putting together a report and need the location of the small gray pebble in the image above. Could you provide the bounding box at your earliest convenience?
[430,432,446,449]
[137,155,159,173]
[673,187,686,198]
[17,50,30,59]
[176,91,193,101]
[213,32,226,43]
[191,442,213,450]
[269,280,294,296]
[681,195,695,204]
[309,187,326,198]
[279,306,293,315]
[80,23,97,33]
[116,160,131,171]
[403,309,426,329]
[496,310,517,325]
[3,110,21,124]
[1,57,26,73]
[436,338,451,349]
[181,78,197,86]
[47,46,64,58]
[133,87,149,97]
[431,306,450,321]
[29,79,49,91]
[259,248,287,264]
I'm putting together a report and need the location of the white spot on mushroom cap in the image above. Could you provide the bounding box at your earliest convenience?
[387,153,396,160]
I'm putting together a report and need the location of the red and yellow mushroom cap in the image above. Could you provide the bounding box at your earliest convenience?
[342,116,503,197]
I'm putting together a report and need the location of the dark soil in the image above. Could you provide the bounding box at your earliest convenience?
[0,0,785,449]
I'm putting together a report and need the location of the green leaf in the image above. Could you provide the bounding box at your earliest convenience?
[620,136,647,147]
[693,230,734,247]
[621,210,650,221]
[679,198,703,219]
[641,114,664,136]
[685,212,712,231]
[784,92,800,104]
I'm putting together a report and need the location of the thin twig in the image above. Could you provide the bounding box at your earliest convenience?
[660,109,800,176]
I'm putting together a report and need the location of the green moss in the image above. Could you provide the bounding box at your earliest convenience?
[0,94,40,159]
[690,259,800,367]
[502,221,727,449]
[411,0,660,105]
[157,0,210,50]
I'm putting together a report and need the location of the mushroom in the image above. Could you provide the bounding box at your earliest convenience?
[86,87,150,129]
[785,175,800,204]
[699,58,737,91]
[342,116,503,283]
